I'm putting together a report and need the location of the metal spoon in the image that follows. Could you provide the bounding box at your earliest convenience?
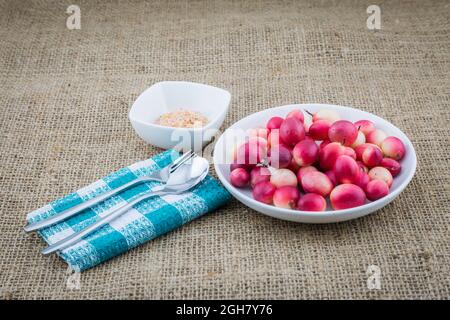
[41,157,209,255]
[24,151,196,232]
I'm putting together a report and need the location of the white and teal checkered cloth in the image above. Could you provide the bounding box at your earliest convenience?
[27,150,230,272]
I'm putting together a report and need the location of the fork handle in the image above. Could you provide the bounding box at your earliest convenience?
[24,176,151,232]
[41,189,165,254]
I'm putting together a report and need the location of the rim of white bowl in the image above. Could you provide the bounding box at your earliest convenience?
[213,103,417,217]
[128,81,231,131]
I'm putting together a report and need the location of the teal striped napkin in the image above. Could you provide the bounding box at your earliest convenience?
[27,150,230,271]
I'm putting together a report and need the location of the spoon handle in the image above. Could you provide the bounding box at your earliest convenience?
[24,177,151,232]
[41,189,165,255]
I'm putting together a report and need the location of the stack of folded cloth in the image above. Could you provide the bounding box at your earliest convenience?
[27,150,230,271]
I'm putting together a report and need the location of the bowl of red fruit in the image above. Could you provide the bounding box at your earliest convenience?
[213,104,417,223]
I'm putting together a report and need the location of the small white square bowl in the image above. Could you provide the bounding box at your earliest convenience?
[129,81,231,151]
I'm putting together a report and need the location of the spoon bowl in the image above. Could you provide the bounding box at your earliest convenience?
[164,156,210,187]
[41,156,210,254]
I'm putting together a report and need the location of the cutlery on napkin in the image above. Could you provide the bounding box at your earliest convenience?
[26,150,230,271]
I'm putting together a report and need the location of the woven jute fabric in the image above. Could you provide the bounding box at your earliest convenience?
[0,0,449,300]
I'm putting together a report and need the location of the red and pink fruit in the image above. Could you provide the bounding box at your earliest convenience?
[293,139,319,167]
[311,109,340,123]
[381,136,406,160]
[303,116,312,133]
[361,145,383,168]
[230,161,253,173]
[268,144,292,168]
[235,138,267,165]
[247,136,268,150]
[355,143,380,160]
[229,109,405,212]
[286,110,305,124]
[250,166,271,188]
[252,181,276,204]
[354,171,370,190]
[328,120,358,146]
[279,117,305,146]
[273,186,300,209]
[248,128,268,140]
[297,166,318,183]
[319,139,331,150]
[365,180,389,201]
[319,142,345,171]
[354,120,375,136]
[368,166,393,187]
[333,155,360,184]
[266,116,284,131]
[380,158,401,177]
[297,193,327,212]
[325,170,337,187]
[356,161,369,173]
[351,131,366,148]
[330,184,366,210]
[366,129,387,146]
[267,130,281,148]
[287,157,301,173]
[308,120,331,141]
[270,168,298,188]
[344,147,357,160]
[301,171,333,197]
[230,168,250,188]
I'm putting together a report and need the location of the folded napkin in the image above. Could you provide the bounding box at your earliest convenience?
[27,150,230,272]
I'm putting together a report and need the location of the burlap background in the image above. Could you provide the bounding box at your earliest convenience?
[0,0,449,300]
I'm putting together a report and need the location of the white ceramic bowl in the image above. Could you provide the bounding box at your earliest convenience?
[129,81,231,151]
[213,104,417,223]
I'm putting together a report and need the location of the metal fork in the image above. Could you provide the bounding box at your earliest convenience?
[41,157,209,255]
[24,150,196,232]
